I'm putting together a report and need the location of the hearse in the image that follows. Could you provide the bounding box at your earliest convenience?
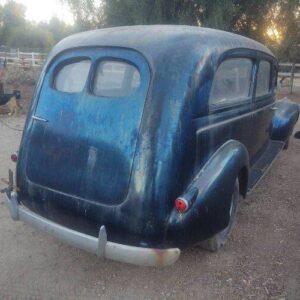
[3,26,299,266]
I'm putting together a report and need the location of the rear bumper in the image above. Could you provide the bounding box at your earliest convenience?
[4,192,180,267]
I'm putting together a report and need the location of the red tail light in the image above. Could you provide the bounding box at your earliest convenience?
[175,198,189,213]
[11,152,18,163]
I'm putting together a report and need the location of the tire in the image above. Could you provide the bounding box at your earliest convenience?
[199,179,239,252]
[294,131,300,139]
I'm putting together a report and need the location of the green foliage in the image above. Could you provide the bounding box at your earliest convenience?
[0,1,74,50]
[62,0,284,35]
[0,0,299,62]
[5,24,55,49]
[64,0,105,30]
[62,0,300,62]
[40,17,74,45]
[0,0,26,44]
[272,0,300,62]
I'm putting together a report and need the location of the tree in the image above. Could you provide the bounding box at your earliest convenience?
[5,24,55,50]
[59,0,300,62]
[270,0,300,62]
[39,17,75,44]
[63,0,105,30]
[62,0,280,34]
[0,1,74,50]
[0,6,4,48]
[0,0,26,45]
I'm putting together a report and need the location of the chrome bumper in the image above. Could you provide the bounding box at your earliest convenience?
[4,192,180,266]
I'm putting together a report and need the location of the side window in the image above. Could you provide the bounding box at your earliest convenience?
[209,58,253,109]
[54,59,91,93]
[93,60,141,97]
[256,60,271,97]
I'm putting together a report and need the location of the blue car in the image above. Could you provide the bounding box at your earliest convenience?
[4,26,299,266]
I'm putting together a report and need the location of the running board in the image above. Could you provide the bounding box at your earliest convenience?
[247,140,284,194]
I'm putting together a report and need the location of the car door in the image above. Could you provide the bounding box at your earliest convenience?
[251,59,276,162]
[195,56,256,168]
[25,48,150,206]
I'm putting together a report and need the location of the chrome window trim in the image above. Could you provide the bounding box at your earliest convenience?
[196,102,275,134]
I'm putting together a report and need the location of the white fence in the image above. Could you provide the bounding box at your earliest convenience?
[278,63,300,93]
[0,50,47,68]
[0,53,299,93]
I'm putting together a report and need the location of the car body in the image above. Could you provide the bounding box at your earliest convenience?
[4,25,299,266]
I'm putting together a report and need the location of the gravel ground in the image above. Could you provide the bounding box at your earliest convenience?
[0,94,299,300]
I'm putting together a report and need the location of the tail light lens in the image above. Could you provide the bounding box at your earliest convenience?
[175,198,189,213]
[11,152,18,163]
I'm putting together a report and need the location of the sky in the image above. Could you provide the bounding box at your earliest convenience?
[0,0,74,24]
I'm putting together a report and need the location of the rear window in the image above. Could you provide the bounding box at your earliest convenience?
[256,61,271,97]
[209,58,253,108]
[93,60,141,97]
[54,59,91,93]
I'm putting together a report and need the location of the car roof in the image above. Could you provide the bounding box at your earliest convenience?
[47,25,274,65]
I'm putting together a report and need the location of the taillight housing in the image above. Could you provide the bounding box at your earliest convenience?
[11,152,18,163]
[175,198,189,213]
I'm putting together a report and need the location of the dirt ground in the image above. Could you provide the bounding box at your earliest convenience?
[0,90,299,299]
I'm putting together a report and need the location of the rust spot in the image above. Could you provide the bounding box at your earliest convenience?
[152,249,171,266]
[151,248,180,266]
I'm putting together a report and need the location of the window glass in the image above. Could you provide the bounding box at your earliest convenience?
[256,61,271,97]
[209,58,253,108]
[93,61,141,97]
[54,59,91,93]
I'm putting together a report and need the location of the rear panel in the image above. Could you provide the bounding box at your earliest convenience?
[24,48,150,205]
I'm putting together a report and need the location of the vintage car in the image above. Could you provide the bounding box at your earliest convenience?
[3,26,299,266]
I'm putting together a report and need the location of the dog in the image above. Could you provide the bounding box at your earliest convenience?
[0,90,22,116]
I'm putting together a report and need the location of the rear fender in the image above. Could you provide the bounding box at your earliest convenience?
[271,100,299,142]
[166,140,249,248]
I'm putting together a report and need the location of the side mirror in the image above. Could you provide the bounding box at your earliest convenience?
[294,131,300,139]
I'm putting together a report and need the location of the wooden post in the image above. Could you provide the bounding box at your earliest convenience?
[290,63,295,94]
[17,48,20,66]
[31,52,35,66]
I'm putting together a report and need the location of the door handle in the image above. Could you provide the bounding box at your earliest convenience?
[270,106,278,111]
[32,115,48,122]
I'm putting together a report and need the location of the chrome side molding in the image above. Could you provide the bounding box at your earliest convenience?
[32,115,48,123]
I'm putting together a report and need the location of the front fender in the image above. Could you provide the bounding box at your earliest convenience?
[271,100,299,142]
[166,140,249,248]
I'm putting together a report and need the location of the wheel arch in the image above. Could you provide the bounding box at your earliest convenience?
[166,140,250,248]
[271,100,299,143]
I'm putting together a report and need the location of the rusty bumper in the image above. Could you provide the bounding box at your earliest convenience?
[4,192,180,267]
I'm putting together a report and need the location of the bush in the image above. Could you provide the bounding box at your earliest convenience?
[2,66,41,87]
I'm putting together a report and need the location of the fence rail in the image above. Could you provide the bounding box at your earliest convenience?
[0,51,47,68]
[0,53,299,93]
[278,63,300,78]
[278,63,300,93]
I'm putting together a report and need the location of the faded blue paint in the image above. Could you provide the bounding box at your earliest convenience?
[271,100,300,142]
[25,48,150,205]
[15,26,299,249]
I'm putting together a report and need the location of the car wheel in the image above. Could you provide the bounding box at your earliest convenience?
[199,179,239,252]
[294,131,300,139]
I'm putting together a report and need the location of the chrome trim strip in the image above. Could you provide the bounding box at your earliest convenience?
[4,192,180,267]
[32,115,48,122]
[196,102,275,134]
